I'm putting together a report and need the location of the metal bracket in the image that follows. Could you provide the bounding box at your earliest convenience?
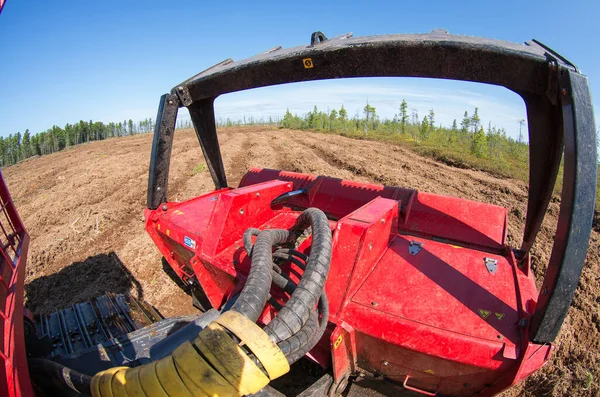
[271,189,308,206]
[484,257,498,274]
[531,38,579,73]
[408,241,423,256]
[546,60,559,105]
[310,31,328,46]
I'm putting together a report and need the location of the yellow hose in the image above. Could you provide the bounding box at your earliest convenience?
[91,311,289,397]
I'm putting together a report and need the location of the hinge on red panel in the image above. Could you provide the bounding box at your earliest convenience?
[408,241,423,256]
[484,257,497,274]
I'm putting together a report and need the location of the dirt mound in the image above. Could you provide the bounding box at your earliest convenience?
[3,127,598,396]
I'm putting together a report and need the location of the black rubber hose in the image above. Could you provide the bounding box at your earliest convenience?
[231,229,289,322]
[277,309,319,363]
[276,248,309,262]
[282,293,330,364]
[28,358,92,395]
[243,228,261,256]
[273,252,306,270]
[271,268,296,294]
[317,293,329,331]
[265,208,332,343]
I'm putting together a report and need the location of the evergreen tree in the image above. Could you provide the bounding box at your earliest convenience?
[471,125,487,157]
[363,102,376,131]
[427,109,435,129]
[339,105,347,121]
[22,129,31,159]
[461,111,470,133]
[471,108,480,133]
[329,109,338,131]
[420,116,429,141]
[400,99,408,134]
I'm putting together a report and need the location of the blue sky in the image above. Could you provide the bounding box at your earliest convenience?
[1,1,598,140]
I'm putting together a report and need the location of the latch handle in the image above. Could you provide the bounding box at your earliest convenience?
[403,372,439,396]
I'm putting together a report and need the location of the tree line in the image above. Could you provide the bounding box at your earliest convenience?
[0,100,536,170]
[281,100,529,163]
[1,118,155,167]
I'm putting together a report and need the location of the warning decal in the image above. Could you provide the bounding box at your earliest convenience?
[478,309,491,319]
[303,58,314,69]
[334,334,343,349]
[495,312,505,320]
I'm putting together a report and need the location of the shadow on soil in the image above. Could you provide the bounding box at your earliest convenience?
[24,251,143,315]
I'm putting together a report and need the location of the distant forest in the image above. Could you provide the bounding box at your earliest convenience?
[0,119,155,167]
[2,99,529,169]
[281,101,529,161]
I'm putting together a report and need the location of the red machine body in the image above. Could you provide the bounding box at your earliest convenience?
[0,172,34,397]
[145,168,551,396]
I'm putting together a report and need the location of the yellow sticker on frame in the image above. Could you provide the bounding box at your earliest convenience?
[333,334,343,349]
[303,58,314,69]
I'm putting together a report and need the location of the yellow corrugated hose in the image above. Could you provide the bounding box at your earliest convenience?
[91,311,290,397]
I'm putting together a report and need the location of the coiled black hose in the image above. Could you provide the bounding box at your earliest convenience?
[241,208,332,363]
[264,208,332,343]
[278,293,329,364]
[231,228,289,322]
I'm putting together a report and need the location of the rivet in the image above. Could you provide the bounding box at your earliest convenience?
[161,204,168,211]
[497,334,503,340]
[239,209,244,215]
[380,219,385,224]
[562,88,567,96]
[156,186,161,191]
[256,192,260,197]
[371,301,378,307]
[168,100,174,105]
[178,86,184,91]
[369,243,373,250]
[383,361,388,366]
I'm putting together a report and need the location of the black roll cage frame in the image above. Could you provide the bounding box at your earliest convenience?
[146,31,597,344]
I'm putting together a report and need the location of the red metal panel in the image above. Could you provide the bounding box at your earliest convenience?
[330,324,356,385]
[351,236,520,345]
[402,191,508,251]
[0,171,34,397]
[239,168,414,221]
[201,180,292,257]
[145,169,550,395]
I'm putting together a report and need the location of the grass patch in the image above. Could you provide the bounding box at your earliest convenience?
[337,129,528,180]
[316,128,599,209]
[192,162,206,175]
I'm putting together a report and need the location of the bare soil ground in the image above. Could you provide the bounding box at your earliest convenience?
[4,127,599,396]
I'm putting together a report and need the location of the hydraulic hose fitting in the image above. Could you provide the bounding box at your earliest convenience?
[90,311,289,397]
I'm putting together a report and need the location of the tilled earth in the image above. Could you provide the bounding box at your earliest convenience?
[4,127,599,396]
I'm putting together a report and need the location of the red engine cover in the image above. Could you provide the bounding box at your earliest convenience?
[145,168,551,397]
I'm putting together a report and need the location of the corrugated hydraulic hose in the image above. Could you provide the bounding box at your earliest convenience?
[264,208,332,343]
[90,310,289,397]
[242,209,332,363]
[231,228,289,322]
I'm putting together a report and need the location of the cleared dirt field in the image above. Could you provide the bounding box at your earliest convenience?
[3,127,599,396]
